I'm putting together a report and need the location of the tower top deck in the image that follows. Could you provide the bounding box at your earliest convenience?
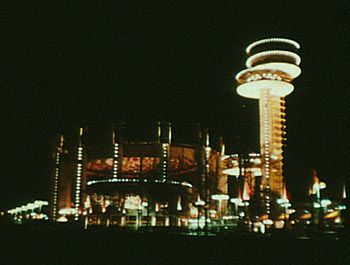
[236,38,301,99]
[246,38,300,55]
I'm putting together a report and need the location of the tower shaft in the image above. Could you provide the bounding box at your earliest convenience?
[259,90,285,212]
[235,38,301,216]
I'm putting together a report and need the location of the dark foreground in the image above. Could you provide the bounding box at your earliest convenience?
[1,224,350,265]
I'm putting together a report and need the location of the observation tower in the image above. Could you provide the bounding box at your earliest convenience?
[235,38,301,215]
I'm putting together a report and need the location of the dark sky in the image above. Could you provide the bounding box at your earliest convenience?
[1,2,349,209]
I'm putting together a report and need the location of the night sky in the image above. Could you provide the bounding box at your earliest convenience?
[1,2,349,209]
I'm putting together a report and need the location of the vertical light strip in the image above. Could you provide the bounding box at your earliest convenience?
[168,122,172,144]
[279,97,287,195]
[205,136,210,175]
[204,131,210,197]
[52,135,64,221]
[161,143,168,181]
[260,89,271,215]
[157,121,161,144]
[268,96,284,196]
[52,152,60,220]
[112,128,119,179]
[161,123,171,181]
[113,142,119,179]
[204,131,210,231]
[74,128,84,221]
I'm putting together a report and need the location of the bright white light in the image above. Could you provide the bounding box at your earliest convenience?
[27,203,36,210]
[252,168,262,176]
[319,182,326,189]
[260,223,266,234]
[245,38,300,54]
[222,167,240,176]
[59,208,77,215]
[277,198,289,205]
[275,220,285,229]
[34,200,49,206]
[195,195,205,206]
[124,195,142,210]
[177,196,182,211]
[86,178,192,188]
[230,198,242,204]
[313,202,321,208]
[342,184,347,199]
[221,155,230,160]
[338,205,346,210]
[211,194,229,201]
[262,219,273,225]
[334,216,342,224]
[320,199,332,207]
[237,80,294,99]
[287,208,296,214]
[239,201,249,207]
[222,215,235,220]
[57,216,68,222]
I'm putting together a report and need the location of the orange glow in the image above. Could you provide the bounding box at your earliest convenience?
[281,183,289,201]
[299,213,312,220]
[323,211,339,219]
[259,214,269,221]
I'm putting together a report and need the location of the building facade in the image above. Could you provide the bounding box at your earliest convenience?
[50,123,228,227]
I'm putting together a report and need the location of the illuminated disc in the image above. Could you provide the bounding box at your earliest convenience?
[236,63,301,82]
[223,167,240,176]
[212,194,229,200]
[246,50,301,68]
[246,38,300,54]
[237,80,294,99]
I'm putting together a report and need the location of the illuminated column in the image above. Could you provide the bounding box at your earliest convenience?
[74,127,84,221]
[204,131,210,200]
[216,136,227,196]
[157,121,161,144]
[52,135,64,221]
[112,128,119,180]
[161,143,169,181]
[197,129,211,209]
[161,122,171,181]
[259,88,273,214]
[235,38,301,215]
[204,130,210,231]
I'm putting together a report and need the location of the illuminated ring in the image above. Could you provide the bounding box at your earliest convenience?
[236,69,291,84]
[246,50,301,68]
[237,63,301,80]
[246,38,300,54]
